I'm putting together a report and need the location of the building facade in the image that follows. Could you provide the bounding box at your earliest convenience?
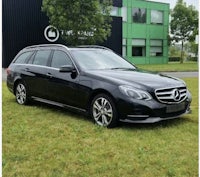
[111,0,170,64]
[2,0,169,67]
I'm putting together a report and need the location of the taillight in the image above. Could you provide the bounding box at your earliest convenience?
[6,68,11,75]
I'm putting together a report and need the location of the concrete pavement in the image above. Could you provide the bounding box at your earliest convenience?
[2,68,7,81]
[161,72,198,78]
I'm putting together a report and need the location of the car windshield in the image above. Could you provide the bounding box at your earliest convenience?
[71,49,136,70]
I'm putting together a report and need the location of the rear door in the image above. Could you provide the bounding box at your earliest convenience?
[24,49,52,98]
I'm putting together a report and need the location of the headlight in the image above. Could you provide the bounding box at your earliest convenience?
[119,85,152,100]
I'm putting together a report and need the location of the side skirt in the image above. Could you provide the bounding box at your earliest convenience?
[31,96,87,113]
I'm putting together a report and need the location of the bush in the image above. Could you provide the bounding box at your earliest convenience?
[187,56,198,61]
[169,57,180,62]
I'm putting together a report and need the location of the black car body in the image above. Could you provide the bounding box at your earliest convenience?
[7,44,192,127]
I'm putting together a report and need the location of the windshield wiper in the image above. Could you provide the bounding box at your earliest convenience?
[110,67,136,71]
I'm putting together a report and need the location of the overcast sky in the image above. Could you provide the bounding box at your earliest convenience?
[148,0,199,10]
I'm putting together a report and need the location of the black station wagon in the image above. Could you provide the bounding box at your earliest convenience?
[7,44,192,127]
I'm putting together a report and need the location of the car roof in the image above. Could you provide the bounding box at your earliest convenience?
[23,44,112,52]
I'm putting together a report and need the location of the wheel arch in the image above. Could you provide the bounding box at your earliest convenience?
[87,89,117,112]
[13,78,28,95]
[88,89,119,128]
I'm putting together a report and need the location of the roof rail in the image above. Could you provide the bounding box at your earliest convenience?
[77,45,112,51]
[25,44,70,50]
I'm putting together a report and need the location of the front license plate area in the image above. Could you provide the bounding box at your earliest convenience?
[166,102,186,113]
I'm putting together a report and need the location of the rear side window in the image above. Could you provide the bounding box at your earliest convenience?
[14,51,33,64]
[51,50,72,68]
[33,50,51,66]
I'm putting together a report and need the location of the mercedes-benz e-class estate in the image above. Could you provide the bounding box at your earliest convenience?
[7,44,192,127]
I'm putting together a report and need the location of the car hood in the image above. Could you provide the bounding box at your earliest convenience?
[85,69,185,90]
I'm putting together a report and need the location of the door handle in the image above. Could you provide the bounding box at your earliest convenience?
[24,68,30,72]
[46,73,53,78]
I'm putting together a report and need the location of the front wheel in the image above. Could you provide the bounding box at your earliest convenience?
[15,82,29,105]
[90,94,118,128]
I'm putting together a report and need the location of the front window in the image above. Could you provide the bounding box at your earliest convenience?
[71,49,136,70]
[132,39,146,56]
[51,51,72,68]
[150,40,163,56]
[151,10,163,24]
[132,8,146,23]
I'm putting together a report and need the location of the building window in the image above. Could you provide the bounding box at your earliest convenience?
[150,40,163,56]
[110,7,119,16]
[132,39,146,56]
[132,8,146,23]
[121,7,127,22]
[122,39,127,57]
[151,10,163,24]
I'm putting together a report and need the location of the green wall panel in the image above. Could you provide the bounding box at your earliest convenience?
[132,1,147,8]
[132,24,147,37]
[128,57,147,64]
[148,25,165,39]
[123,23,128,37]
[127,7,132,23]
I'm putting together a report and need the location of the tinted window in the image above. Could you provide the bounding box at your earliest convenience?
[51,51,72,68]
[27,52,35,64]
[14,51,33,64]
[33,50,51,66]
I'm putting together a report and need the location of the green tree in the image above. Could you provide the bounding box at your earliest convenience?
[188,5,199,42]
[170,0,198,63]
[42,0,112,46]
[185,42,198,58]
[169,46,180,57]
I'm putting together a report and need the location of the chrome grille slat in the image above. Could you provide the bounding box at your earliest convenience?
[158,96,174,100]
[155,86,187,104]
[156,91,172,95]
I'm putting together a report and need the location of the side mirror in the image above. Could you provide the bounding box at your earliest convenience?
[59,65,75,73]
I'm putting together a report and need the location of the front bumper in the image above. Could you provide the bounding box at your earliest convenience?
[120,108,191,123]
[117,92,192,123]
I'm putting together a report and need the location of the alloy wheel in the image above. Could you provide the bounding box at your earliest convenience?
[92,97,113,126]
[16,83,27,104]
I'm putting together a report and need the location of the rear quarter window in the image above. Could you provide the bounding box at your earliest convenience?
[14,51,33,64]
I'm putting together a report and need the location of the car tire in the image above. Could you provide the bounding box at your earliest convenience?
[90,94,118,128]
[15,81,29,105]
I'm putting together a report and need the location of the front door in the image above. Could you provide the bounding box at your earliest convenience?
[46,50,79,106]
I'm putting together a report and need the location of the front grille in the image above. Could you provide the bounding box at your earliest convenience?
[155,86,187,104]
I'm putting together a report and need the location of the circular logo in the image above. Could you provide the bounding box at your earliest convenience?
[44,25,59,42]
[172,89,181,101]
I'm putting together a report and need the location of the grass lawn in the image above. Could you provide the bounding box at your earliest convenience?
[137,62,198,72]
[2,78,198,177]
